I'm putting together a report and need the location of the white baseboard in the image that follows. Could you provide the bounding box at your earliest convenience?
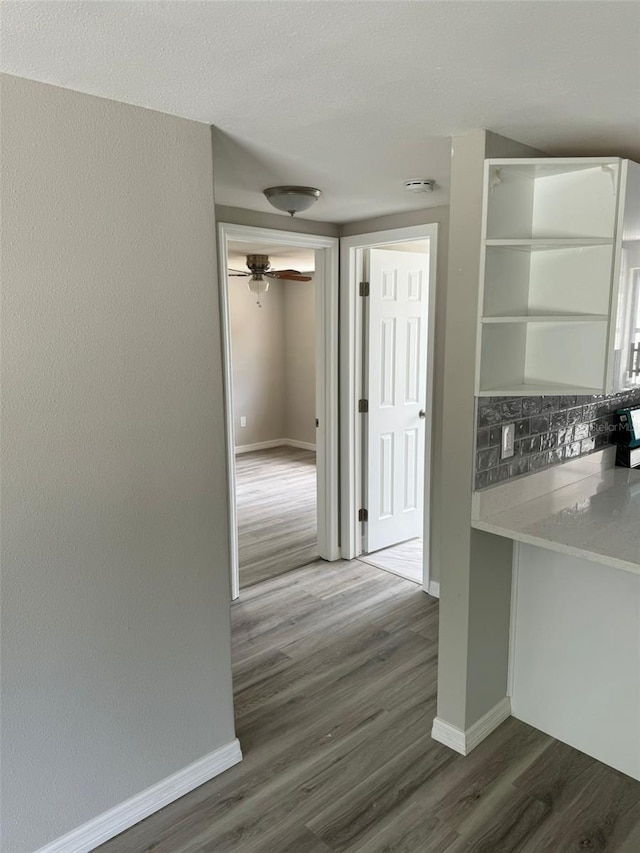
[284,438,316,451]
[465,697,512,752]
[34,739,242,853]
[427,580,440,598]
[431,716,467,754]
[235,439,285,454]
[431,697,511,756]
[235,438,316,454]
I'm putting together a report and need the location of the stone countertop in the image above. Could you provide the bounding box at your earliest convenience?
[472,466,640,574]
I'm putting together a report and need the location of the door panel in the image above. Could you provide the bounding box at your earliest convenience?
[379,433,394,518]
[403,428,419,511]
[365,249,429,553]
[380,317,396,406]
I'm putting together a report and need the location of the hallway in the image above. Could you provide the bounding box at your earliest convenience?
[97,559,640,853]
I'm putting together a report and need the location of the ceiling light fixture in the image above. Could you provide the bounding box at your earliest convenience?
[247,274,269,308]
[263,186,322,217]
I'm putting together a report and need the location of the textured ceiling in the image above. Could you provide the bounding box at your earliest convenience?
[2,1,639,222]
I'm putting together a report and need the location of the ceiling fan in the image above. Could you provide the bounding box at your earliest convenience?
[228,254,312,306]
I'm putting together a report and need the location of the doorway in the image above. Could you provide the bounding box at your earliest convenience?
[218,224,340,599]
[228,240,317,587]
[340,225,438,591]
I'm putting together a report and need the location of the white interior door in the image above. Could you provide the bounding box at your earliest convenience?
[364,248,429,553]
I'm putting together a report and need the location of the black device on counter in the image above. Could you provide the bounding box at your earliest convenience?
[613,406,640,468]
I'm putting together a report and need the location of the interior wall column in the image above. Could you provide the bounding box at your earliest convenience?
[435,130,545,735]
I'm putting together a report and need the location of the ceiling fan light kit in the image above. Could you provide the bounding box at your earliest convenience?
[228,253,313,306]
[263,186,322,217]
[247,274,269,307]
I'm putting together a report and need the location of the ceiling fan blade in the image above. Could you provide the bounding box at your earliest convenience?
[266,272,313,282]
[228,270,250,276]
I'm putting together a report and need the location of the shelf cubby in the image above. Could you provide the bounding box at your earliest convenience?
[477,319,608,396]
[482,243,614,319]
[485,160,620,240]
[476,157,639,396]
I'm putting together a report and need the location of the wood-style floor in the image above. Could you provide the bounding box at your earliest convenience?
[236,446,317,588]
[98,559,640,853]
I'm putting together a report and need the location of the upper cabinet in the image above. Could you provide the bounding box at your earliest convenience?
[475,158,640,396]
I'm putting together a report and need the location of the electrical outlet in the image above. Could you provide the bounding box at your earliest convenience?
[240,416,247,428]
[501,423,515,459]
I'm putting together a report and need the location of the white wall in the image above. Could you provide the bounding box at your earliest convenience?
[0,74,237,853]
[512,544,640,781]
[231,275,316,448]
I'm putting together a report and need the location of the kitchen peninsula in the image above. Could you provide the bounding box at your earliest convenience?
[473,448,640,780]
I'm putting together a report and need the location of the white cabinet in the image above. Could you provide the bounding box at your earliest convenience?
[475,157,640,396]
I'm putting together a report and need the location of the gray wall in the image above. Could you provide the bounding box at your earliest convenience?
[230,276,316,447]
[284,278,317,445]
[216,204,339,237]
[0,75,236,853]
[436,131,544,731]
[339,206,450,584]
[230,277,286,445]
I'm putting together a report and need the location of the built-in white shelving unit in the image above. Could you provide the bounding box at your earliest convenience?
[476,157,640,396]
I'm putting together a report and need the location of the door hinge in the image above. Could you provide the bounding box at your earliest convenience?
[358,398,369,413]
[358,508,368,523]
[359,281,370,297]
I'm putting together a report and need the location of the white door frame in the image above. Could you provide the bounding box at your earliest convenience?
[339,224,438,593]
[218,222,340,600]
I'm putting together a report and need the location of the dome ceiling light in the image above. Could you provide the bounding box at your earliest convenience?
[263,186,322,217]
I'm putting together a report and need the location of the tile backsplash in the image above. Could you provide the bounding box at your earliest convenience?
[475,390,640,490]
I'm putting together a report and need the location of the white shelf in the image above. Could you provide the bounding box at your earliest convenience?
[478,320,608,396]
[485,239,613,251]
[487,158,621,176]
[476,157,638,397]
[483,242,613,319]
[481,315,609,324]
[485,161,619,241]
